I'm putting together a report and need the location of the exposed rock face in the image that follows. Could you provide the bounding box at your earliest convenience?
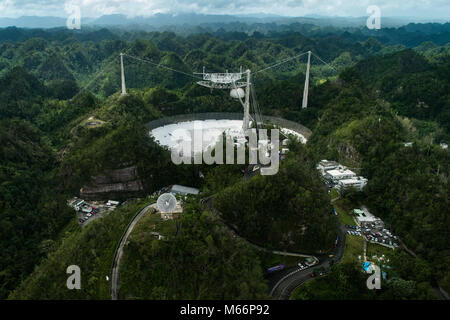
[80,166,144,200]
[91,166,139,184]
[333,141,361,173]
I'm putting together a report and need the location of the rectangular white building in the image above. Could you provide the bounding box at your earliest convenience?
[354,207,384,228]
[316,160,340,176]
[337,177,368,192]
[70,199,85,211]
[170,185,199,196]
[325,168,356,183]
[106,200,120,206]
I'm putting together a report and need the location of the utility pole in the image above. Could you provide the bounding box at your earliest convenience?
[243,69,251,132]
[120,53,127,96]
[302,50,311,109]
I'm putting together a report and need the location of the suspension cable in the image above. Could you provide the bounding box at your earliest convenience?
[253,51,309,74]
[123,53,203,80]
[72,56,119,99]
[311,52,337,72]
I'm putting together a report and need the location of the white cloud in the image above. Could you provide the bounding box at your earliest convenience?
[0,0,448,19]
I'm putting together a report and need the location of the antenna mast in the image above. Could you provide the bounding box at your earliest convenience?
[302,50,311,109]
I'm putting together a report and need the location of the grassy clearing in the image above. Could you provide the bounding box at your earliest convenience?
[342,235,364,265]
[130,211,177,241]
[335,205,356,226]
[330,188,339,200]
[331,189,357,226]
[367,242,395,262]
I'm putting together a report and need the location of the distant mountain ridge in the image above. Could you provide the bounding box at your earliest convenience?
[0,13,447,29]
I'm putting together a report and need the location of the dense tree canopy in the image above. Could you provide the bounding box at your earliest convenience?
[0,24,448,299]
[215,143,336,253]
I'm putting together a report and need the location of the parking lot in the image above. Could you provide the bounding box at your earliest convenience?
[345,224,362,237]
[68,198,120,227]
[362,224,399,248]
[344,223,399,248]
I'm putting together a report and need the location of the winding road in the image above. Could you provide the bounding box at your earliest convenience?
[109,196,345,300]
[269,222,346,299]
[110,203,157,300]
[202,196,345,299]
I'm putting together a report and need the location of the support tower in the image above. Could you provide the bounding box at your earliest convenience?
[120,53,127,96]
[302,50,312,109]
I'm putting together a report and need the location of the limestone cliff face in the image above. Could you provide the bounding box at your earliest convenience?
[335,141,361,170]
[91,166,140,184]
[80,166,144,200]
[326,136,362,174]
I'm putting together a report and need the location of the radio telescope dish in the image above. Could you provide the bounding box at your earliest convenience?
[157,193,177,213]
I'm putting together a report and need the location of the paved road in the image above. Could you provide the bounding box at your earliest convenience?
[110,196,346,300]
[202,196,330,298]
[240,160,346,299]
[269,221,346,300]
[110,203,157,300]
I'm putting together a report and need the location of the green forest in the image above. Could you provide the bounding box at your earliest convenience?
[119,203,268,299]
[214,143,336,253]
[0,22,449,300]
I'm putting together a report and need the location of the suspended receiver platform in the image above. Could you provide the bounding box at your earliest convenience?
[195,67,246,89]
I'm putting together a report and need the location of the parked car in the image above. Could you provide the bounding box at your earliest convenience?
[309,273,315,278]
[79,219,84,223]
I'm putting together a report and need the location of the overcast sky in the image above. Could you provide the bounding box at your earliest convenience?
[0,0,449,19]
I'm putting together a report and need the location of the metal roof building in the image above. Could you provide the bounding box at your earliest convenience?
[325,168,356,182]
[170,185,200,196]
[337,177,368,192]
[317,159,340,176]
[354,207,384,228]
